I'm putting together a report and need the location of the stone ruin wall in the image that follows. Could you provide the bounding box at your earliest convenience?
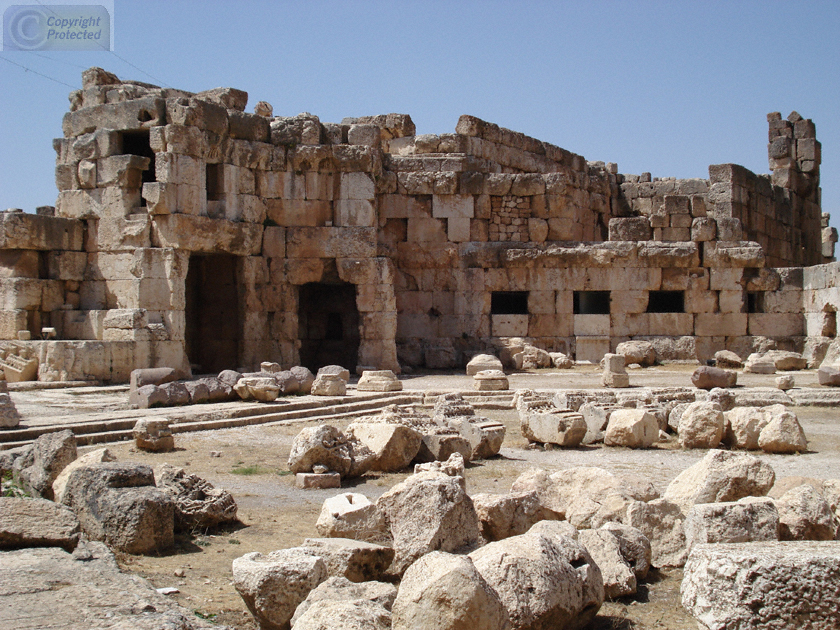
[0,67,835,382]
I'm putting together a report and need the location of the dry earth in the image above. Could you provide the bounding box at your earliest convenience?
[19,365,840,630]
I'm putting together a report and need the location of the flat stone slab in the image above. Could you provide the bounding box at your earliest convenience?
[0,542,223,630]
[297,472,342,489]
[681,541,840,630]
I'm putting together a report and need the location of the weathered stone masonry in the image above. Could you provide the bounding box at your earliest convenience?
[0,67,836,381]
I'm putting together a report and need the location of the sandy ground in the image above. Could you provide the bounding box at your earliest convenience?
[32,366,832,630]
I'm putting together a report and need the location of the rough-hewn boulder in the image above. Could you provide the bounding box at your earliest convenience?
[678,401,725,449]
[765,350,807,371]
[684,497,779,553]
[472,490,556,542]
[292,599,392,630]
[743,352,776,374]
[603,409,659,448]
[345,422,422,472]
[520,410,587,447]
[469,532,604,630]
[691,366,737,390]
[154,464,238,530]
[391,551,511,630]
[232,548,328,630]
[775,484,837,541]
[290,576,396,627]
[663,450,776,514]
[288,425,373,477]
[578,528,637,599]
[0,496,80,551]
[466,353,504,376]
[17,429,77,500]
[600,522,652,580]
[311,373,347,396]
[133,417,175,452]
[714,350,743,369]
[376,471,480,575]
[624,498,688,568]
[315,493,388,543]
[300,538,394,583]
[758,410,808,453]
[61,462,174,555]
[51,447,116,504]
[616,340,656,367]
[681,542,840,630]
[290,365,315,393]
[723,406,770,450]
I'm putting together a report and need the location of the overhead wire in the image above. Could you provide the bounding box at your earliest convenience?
[28,0,172,88]
[0,55,75,88]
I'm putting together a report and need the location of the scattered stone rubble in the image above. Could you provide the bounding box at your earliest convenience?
[0,428,239,560]
[288,395,505,485]
[233,439,840,630]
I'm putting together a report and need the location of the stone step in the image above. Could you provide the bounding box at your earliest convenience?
[0,391,424,449]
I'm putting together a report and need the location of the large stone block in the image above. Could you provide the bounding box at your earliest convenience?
[0,213,84,251]
[682,542,840,630]
[151,214,263,256]
[286,227,376,258]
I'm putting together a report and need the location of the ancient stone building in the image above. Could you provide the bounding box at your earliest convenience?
[0,67,836,382]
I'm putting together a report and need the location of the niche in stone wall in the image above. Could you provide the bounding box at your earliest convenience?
[185,254,240,374]
[647,291,685,313]
[298,281,360,372]
[747,292,765,314]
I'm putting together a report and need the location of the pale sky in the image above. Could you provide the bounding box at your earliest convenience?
[2,0,839,234]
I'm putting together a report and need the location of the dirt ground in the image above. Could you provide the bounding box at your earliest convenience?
[80,367,840,630]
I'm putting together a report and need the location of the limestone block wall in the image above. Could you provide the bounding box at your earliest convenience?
[0,67,833,380]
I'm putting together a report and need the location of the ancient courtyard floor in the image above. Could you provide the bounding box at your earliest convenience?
[3,365,840,629]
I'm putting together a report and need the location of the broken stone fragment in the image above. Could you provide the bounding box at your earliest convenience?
[311,373,347,396]
[133,418,175,452]
[61,462,174,555]
[154,463,238,530]
[391,551,511,630]
[232,548,328,630]
[691,365,737,390]
[469,532,604,630]
[465,353,504,376]
[376,470,480,575]
[473,369,509,391]
[678,401,725,449]
[0,496,81,552]
[315,492,388,543]
[291,576,396,628]
[356,370,402,392]
[234,376,281,402]
[604,409,659,448]
[300,537,395,583]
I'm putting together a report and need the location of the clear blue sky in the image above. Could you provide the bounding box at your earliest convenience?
[2,1,839,234]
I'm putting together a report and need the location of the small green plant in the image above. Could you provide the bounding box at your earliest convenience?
[193,610,216,620]
[230,464,272,476]
[1,471,28,498]
[195,539,211,547]
[276,470,292,476]
[228,538,240,545]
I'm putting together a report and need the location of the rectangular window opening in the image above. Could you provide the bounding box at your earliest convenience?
[574,291,610,315]
[647,290,685,313]
[121,130,156,185]
[491,291,529,315]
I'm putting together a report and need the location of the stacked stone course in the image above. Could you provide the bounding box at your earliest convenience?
[0,67,835,380]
